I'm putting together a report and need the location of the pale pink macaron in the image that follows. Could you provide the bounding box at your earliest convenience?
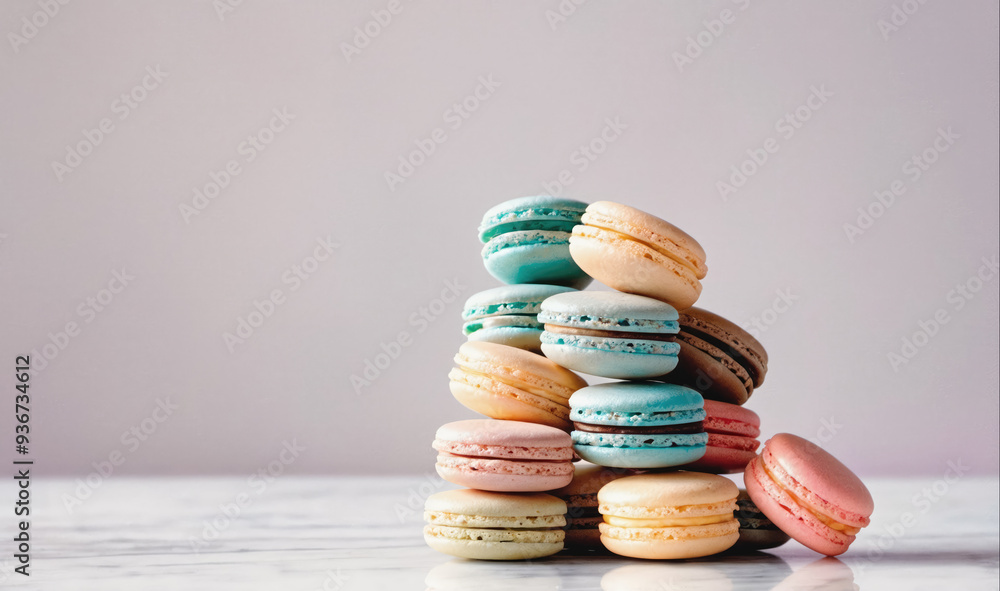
[683,400,761,474]
[745,433,874,556]
[433,419,574,491]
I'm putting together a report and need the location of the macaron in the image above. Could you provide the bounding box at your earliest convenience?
[681,400,761,474]
[462,284,577,351]
[539,291,681,379]
[733,489,791,551]
[569,201,707,309]
[550,463,643,549]
[568,382,707,468]
[745,433,874,556]
[449,341,587,430]
[479,196,592,289]
[598,472,740,559]
[432,419,574,491]
[424,489,567,560]
[659,307,768,405]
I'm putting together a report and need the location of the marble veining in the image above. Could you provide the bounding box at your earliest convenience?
[0,476,996,590]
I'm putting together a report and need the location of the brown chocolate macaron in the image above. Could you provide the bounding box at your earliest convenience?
[658,307,767,405]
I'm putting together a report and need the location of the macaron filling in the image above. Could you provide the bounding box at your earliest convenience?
[464,315,542,335]
[479,206,585,242]
[481,230,572,256]
[603,513,734,528]
[571,407,705,426]
[540,331,680,356]
[538,311,679,334]
[759,457,862,535]
[573,421,704,434]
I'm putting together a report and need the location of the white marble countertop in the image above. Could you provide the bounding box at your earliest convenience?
[1,476,996,590]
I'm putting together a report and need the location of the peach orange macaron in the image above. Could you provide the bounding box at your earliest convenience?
[598,472,740,559]
[448,341,587,430]
[569,201,707,310]
[745,433,874,556]
[433,419,574,491]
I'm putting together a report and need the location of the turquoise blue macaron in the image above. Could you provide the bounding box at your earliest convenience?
[539,291,681,379]
[462,284,578,351]
[479,196,592,289]
[569,381,707,468]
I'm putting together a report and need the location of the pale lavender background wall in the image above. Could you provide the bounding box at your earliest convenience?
[1,1,997,479]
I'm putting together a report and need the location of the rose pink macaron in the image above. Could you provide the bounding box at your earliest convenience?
[433,419,574,491]
[745,433,874,556]
[682,400,761,474]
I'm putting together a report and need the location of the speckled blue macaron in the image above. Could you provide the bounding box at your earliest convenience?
[569,382,707,468]
[479,196,592,289]
[539,291,680,379]
[462,284,578,351]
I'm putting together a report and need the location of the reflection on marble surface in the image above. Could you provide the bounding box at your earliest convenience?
[0,477,995,589]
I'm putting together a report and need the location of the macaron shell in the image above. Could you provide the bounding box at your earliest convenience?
[449,373,571,430]
[745,455,854,556]
[582,201,707,277]
[435,462,573,492]
[539,290,681,326]
[599,521,739,559]
[425,488,567,516]
[541,338,679,379]
[454,341,587,397]
[433,418,572,453]
[467,326,545,351]
[685,443,758,474]
[483,235,592,288]
[569,224,701,310]
[573,444,706,469]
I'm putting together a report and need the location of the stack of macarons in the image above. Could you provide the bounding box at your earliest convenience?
[424,196,873,562]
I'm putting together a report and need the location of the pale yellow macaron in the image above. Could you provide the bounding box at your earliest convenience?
[598,472,739,559]
[424,489,567,560]
[569,201,707,310]
[448,341,587,430]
